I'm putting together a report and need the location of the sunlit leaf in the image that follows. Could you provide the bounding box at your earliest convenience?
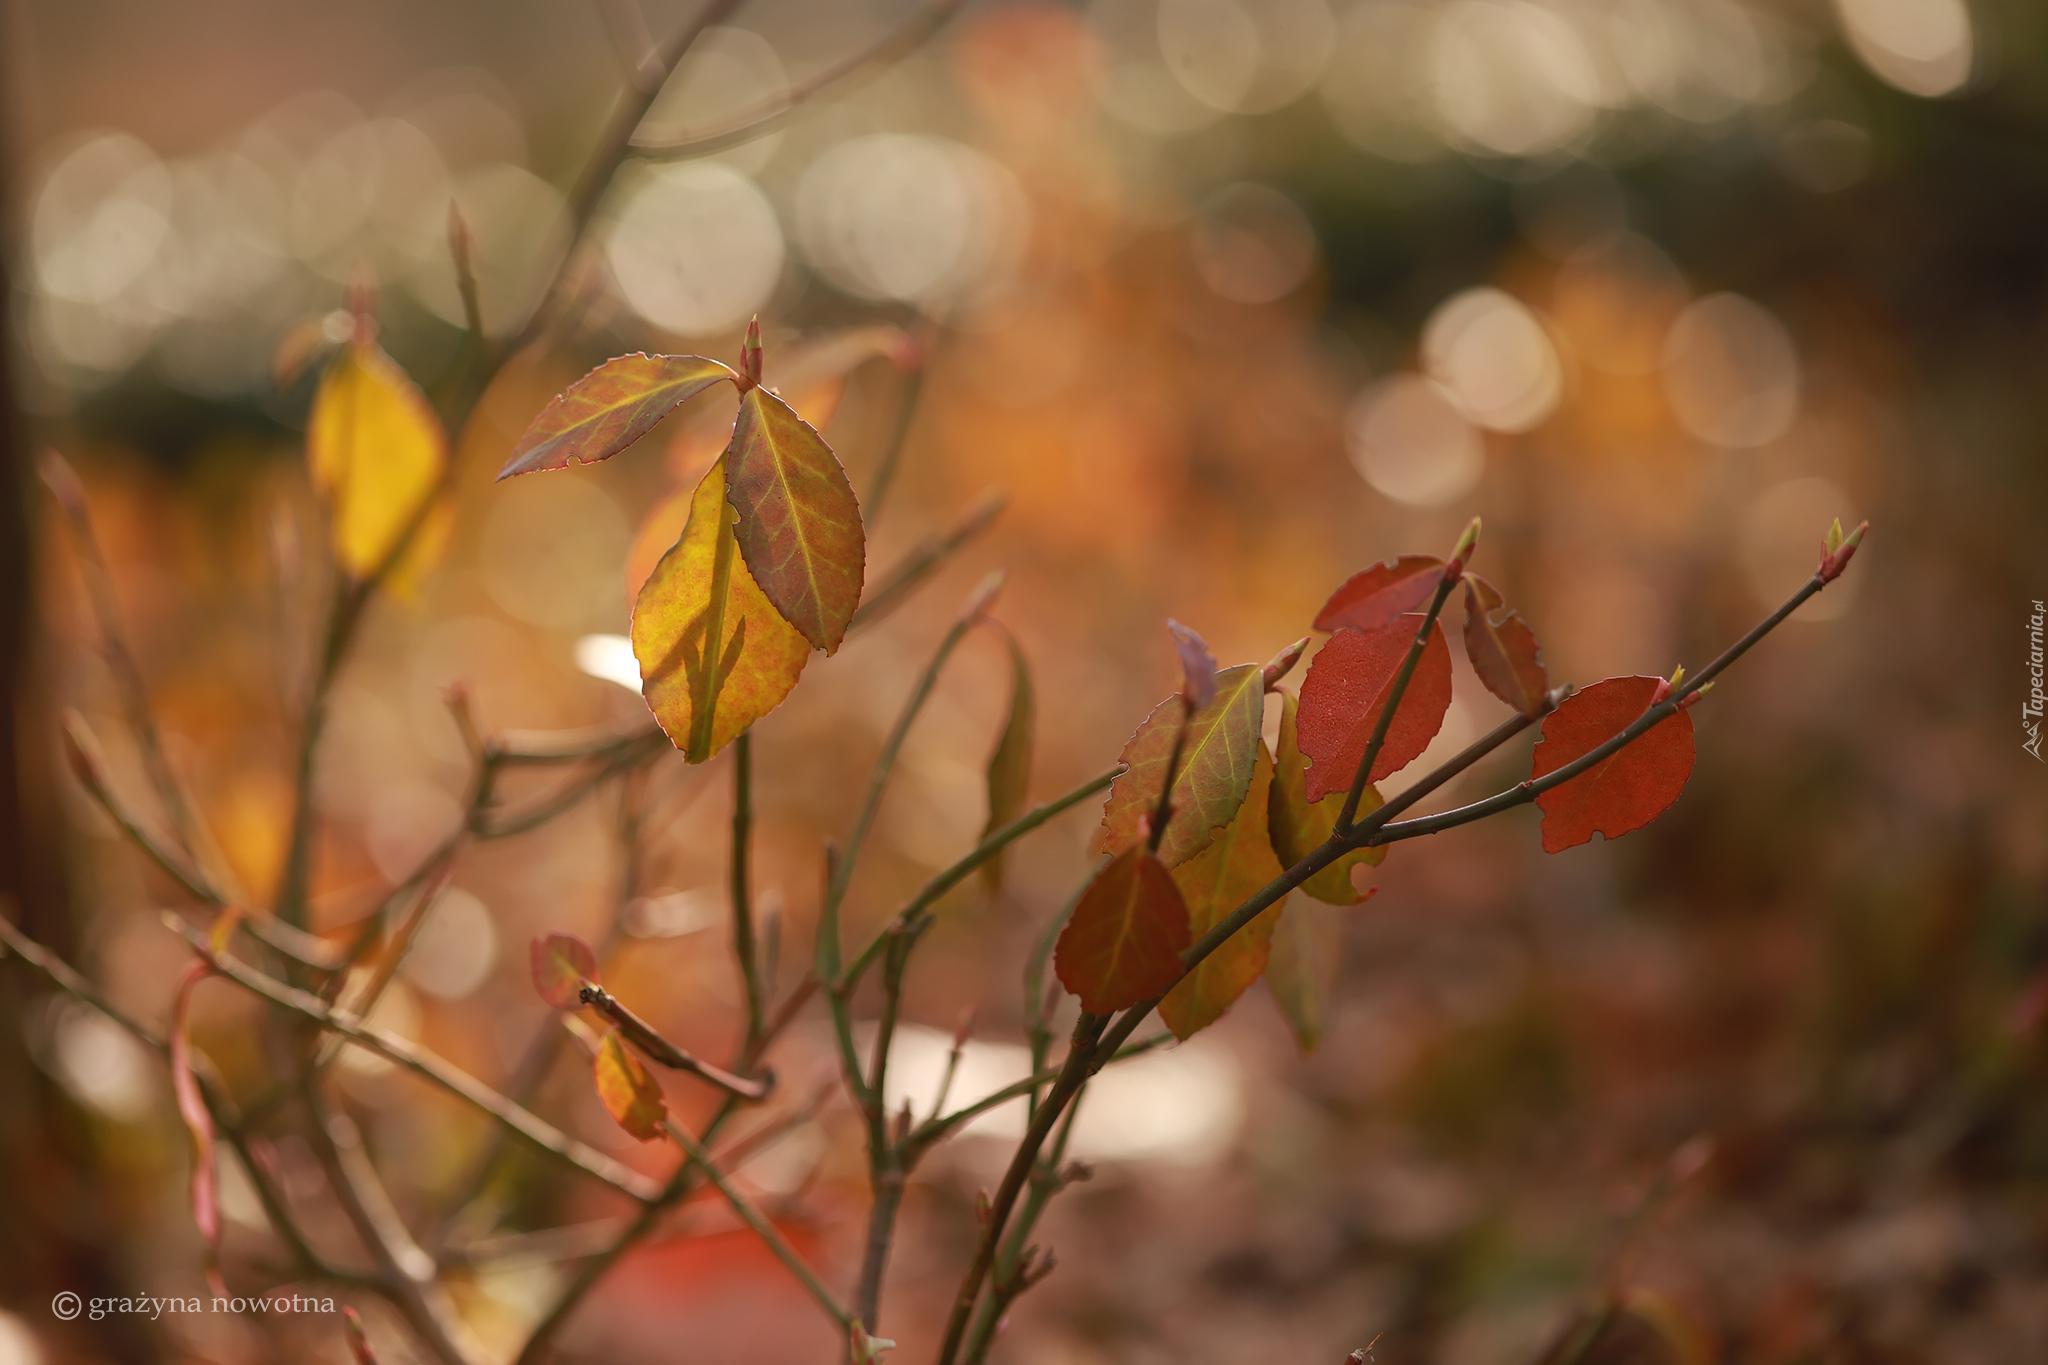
[1100,663,1264,867]
[1263,891,1370,1054]
[169,960,225,1297]
[531,932,598,1009]
[1160,744,1286,1040]
[500,353,735,479]
[727,386,866,654]
[1313,555,1444,633]
[980,624,1035,895]
[634,456,811,763]
[624,483,695,603]
[1532,675,1695,853]
[1054,847,1190,1014]
[308,342,447,578]
[1269,692,1383,905]
[1462,575,1548,716]
[594,1029,668,1141]
[1297,617,1453,800]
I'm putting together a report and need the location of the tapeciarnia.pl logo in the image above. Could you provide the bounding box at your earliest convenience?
[2026,599,2045,762]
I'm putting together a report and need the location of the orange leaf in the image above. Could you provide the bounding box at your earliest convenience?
[1531,676,1696,853]
[726,386,866,654]
[1054,848,1191,1014]
[595,1029,669,1141]
[634,456,811,763]
[1462,575,1549,716]
[1268,692,1383,905]
[169,960,225,1297]
[1296,617,1453,800]
[499,353,735,478]
[1100,663,1264,867]
[307,342,447,578]
[531,932,598,1009]
[1313,555,1444,633]
[1160,744,1285,1040]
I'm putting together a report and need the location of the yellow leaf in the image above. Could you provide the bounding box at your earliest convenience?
[308,343,447,578]
[1264,894,1344,1054]
[1160,743,1286,1040]
[1269,691,1384,905]
[633,455,811,763]
[594,1030,668,1142]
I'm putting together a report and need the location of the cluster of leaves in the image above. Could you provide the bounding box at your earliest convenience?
[1051,540,1708,1044]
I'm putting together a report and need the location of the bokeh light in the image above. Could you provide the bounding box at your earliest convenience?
[1420,286,1562,433]
[1189,182,1318,305]
[794,134,1021,304]
[607,161,784,337]
[1834,0,1973,98]
[1345,373,1486,506]
[1661,291,1800,448]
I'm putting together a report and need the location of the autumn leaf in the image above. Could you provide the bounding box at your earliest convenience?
[726,385,865,654]
[169,960,226,1298]
[1531,675,1696,853]
[1160,744,1286,1040]
[308,342,447,578]
[499,353,735,479]
[1054,848,1192,1014]
[1296,617,1453,801]
[531,932,598,1009]
[634,456,811,763]
[1314,555,1445,633]
[1462,575,1548,716]
[1100,663,1265,867]
[594,1029,669,1141]
[980,623,1035,894]
[1264,891,1371,1054]
[1269,692,1383,905]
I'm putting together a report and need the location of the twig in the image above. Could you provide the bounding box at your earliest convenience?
[630,0,967,159]
[577,983,772,1101]
[167,920,662,1202]
[731,731,765,1051]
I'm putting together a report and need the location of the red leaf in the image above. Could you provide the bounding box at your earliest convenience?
[726,386,866,654]
[169,960,225,1298]
[595,1029,669,1141]
[1531,676,1696,853]
[1099,663,1265,867]
[500,354,735,478]
[531,933,598,1009]
[1268,692,1383,905]
[1462,575,1549,716]
[1313,556,1444,633]
[1296,617,1453,801]
[1054,848,1191,1014]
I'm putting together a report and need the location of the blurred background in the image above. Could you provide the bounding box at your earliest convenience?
[3,0,2046,1361]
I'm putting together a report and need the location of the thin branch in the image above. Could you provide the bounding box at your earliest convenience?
[578,983,772,1101]
[663,1119,853,1326]
[731,730,765,1050]
[167,921,662,1203]
[630,0,967,159]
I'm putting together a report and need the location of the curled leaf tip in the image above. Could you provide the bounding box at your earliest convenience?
[1166,620,1218,712]
[1261,636,1310,691]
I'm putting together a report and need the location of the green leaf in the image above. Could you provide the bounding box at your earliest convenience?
[980,624,1035,895]
[594,1029,668,1141]
[727,386,866,654]
[308,342,447,577]
[1054,848,1191,1014]
[634,456,811,763]
[1100,663,1265,867]
[499,353,735,479]
[1160,743,1286,1040]
[1269,692,1383,905]
[1265,893,1360,1054]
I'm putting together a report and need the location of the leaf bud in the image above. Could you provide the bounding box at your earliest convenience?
[739,316,764,391]
[1445,517,1482,579]
[951,1008,976,1050]
[343,1307,379,1365]
[960,568,1007,623]
[1261,636,1309,692]
[975,1188,993,1228]
[1818,519,1869,583]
